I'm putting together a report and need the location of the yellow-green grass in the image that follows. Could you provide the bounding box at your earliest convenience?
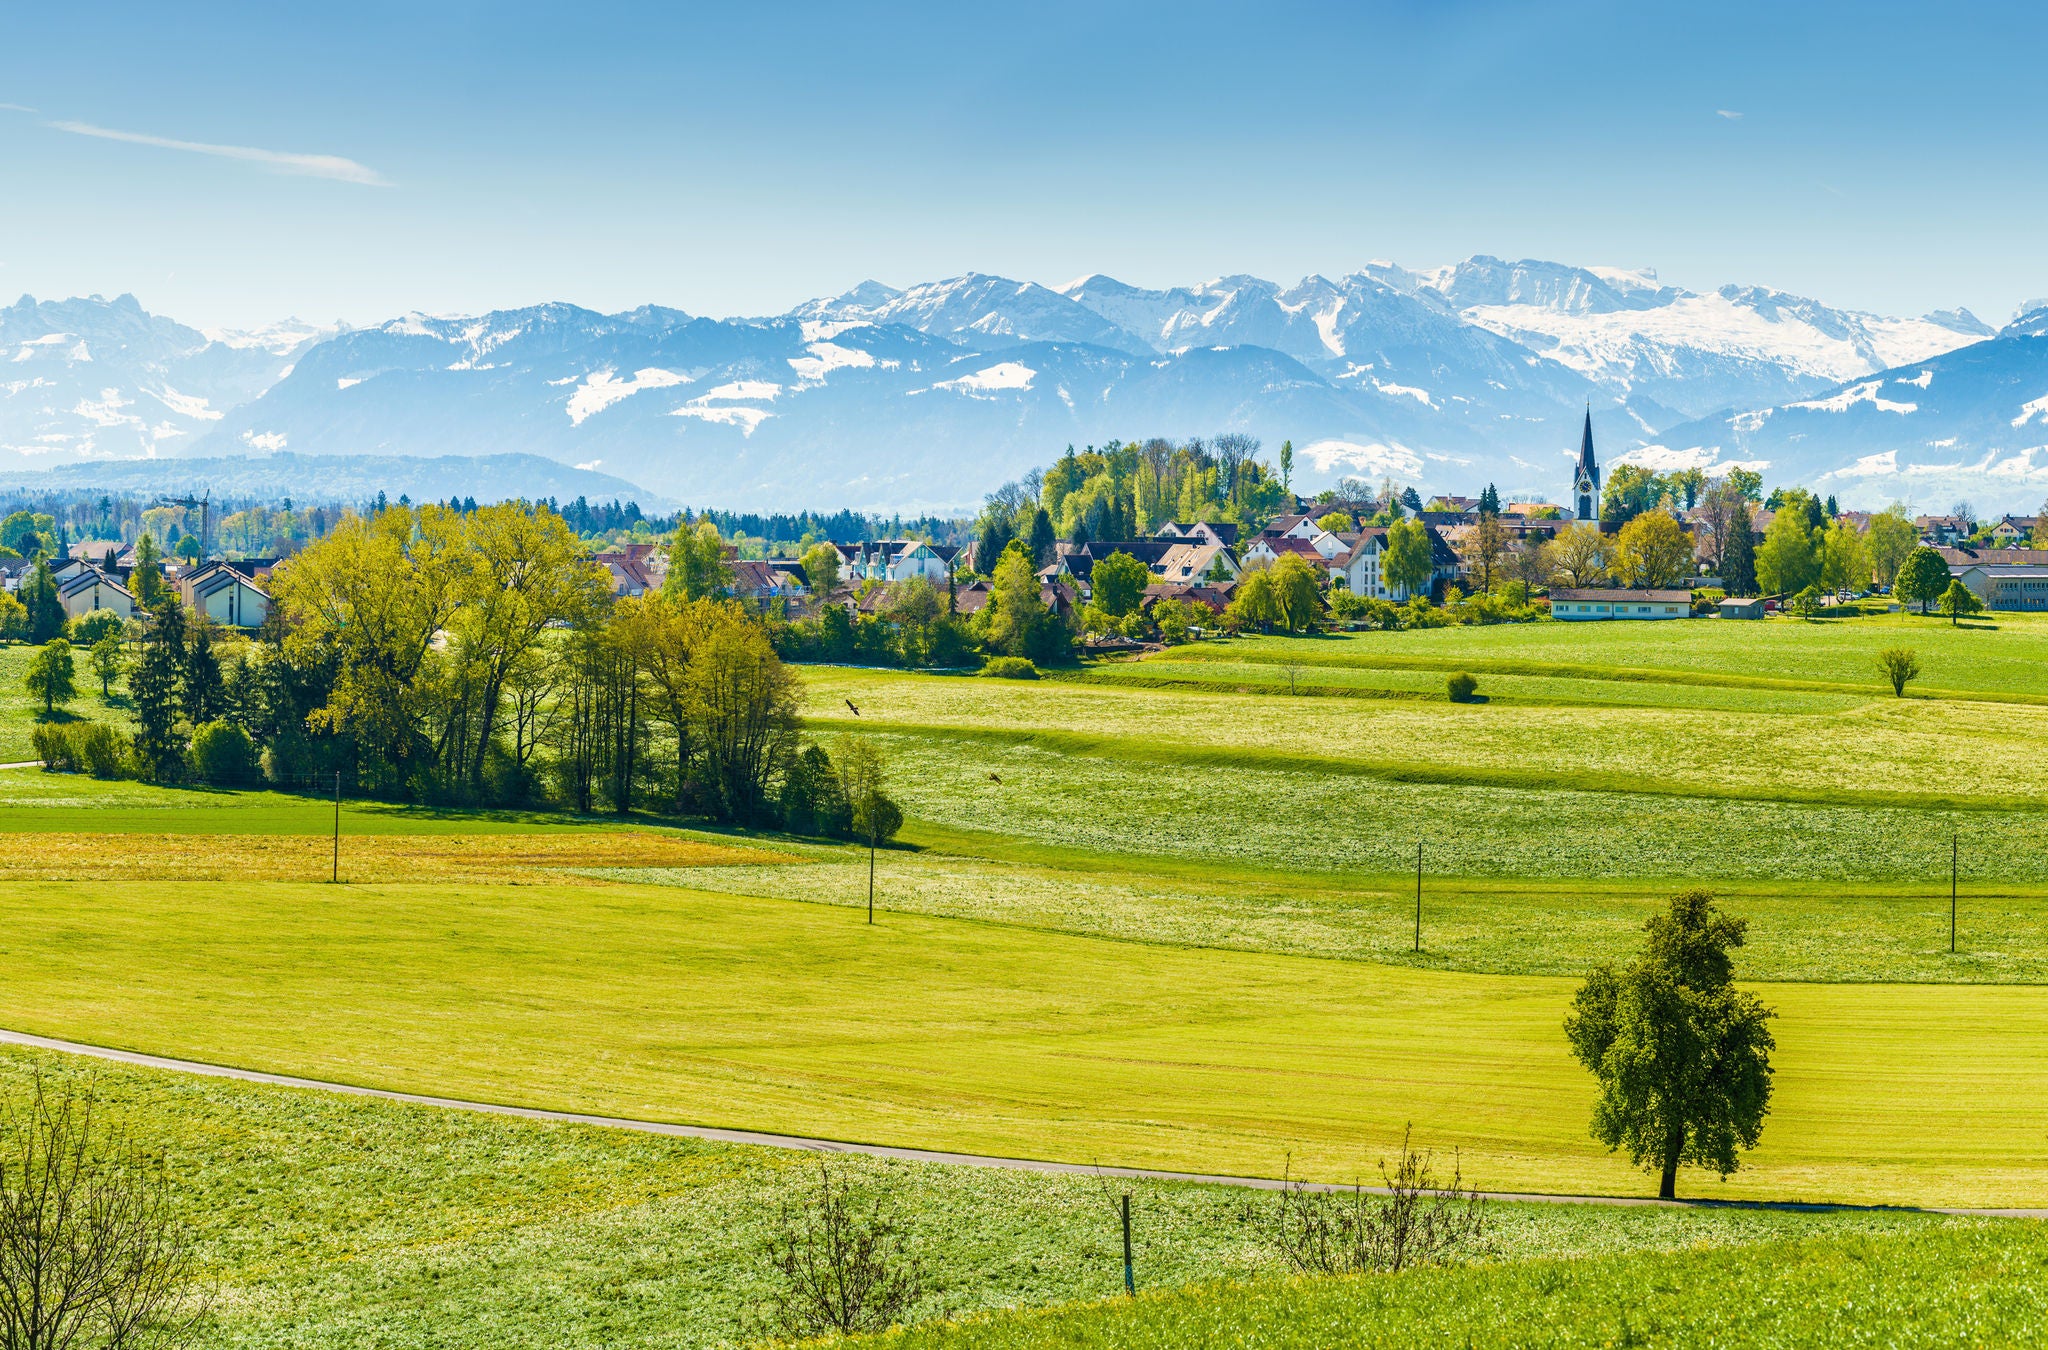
[612,843,2048,984]
[798,666,2048,809]
[872,1221,2048,1350]
[1187,607,2048,698]
[841,728,2047,884]
[4,879,2045,1207]
[0,1050,1949,1350]
[0,640,126,761]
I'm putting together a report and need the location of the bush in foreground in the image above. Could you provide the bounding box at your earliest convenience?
[980,656,1040,679]
[1445,672,1478,703]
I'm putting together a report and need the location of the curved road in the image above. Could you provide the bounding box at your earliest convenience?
[4,1028,2038,1218]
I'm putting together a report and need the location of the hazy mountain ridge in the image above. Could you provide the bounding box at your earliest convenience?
[0,262,2023,510]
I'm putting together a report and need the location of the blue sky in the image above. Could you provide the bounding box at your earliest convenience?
[2,0,2044,329]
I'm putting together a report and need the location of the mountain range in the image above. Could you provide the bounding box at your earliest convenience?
[3,261,2041,512]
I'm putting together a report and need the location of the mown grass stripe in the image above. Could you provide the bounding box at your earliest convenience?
[808,715,2048,814]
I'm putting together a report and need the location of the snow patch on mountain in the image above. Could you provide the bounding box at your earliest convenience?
[2015,394,2048,429]
[565,367,692,425]
[1788,380,1917,415]
[927,362,1035,396]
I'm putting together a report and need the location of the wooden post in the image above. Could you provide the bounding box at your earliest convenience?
[1121,1194,1134,1295]
[868,822,876,925]
[1951,829,1958,954]
[332,770,341,885]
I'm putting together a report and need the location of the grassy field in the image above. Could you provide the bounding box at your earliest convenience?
[0,639,127,762]
[4,872,2047,1206]
[873,1221,2048,1349]
[0,1049,1957,1349]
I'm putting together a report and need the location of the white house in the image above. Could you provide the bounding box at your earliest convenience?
[179,562,270,628]
[1550,588,1690,621]
[846,539,957,584]
[56,566,136,622]
[1326,526,1460,601]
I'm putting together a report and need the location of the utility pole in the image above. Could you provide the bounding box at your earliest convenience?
[868,819,877,925]
[1951,828,1958,954]
[332,770,341,884]
[1414,837,1423,953]
[1121,1194,1134,1295]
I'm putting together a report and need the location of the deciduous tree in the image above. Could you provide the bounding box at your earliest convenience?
[1863,506,1918,589]
[1565,890,1776,1200]
[23,637,76,714]
[1876,647,1920,697]
[799,542,842,596]
[1548,523,1607,589]
[1939,578,1984,626]
[1893,546,1951,614]
[664,520,733,601]
[1382,518,1435,598]
[1090,550,1152,618]
[1610,510,1694,589]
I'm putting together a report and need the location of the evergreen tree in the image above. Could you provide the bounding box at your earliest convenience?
[1478,483,1501,517]
[130,604,187,782]
[1722,505,1758,596]
[182,616,226,726]
[130,533,165,606]
[1400,486,1424,513]
[1027,508,1056,565]
[19,557,66,643]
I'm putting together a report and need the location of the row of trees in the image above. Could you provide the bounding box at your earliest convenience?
[28,501,899,834]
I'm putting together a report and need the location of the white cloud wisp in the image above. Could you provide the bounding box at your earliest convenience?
[46,119,390,186]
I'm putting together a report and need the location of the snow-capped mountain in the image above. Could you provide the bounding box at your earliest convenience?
[1400,257,1991,421]
[1,262,2020,511]
[0,293,331,461]
[1635,307,2048,507]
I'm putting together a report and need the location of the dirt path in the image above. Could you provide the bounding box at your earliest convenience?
[2,1027,2038,1218]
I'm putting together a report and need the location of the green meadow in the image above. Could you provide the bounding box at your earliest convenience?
[0,1049,1958,1350]
[6,608,2048,1343]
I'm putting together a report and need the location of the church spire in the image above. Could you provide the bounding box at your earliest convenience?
[1573,408,1600,523]
[1575,407,1598,487]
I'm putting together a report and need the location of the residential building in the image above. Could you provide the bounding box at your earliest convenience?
[728,558,808,605]
[1936,546,2048,573]
[594,551,659,597]
[1916,515,1970,546]
[1326,525,1460,601]
[1719,597,1767,619]
[1550,587,1691,621]
[845,539,959,584]
[1991,515,2040,546]
[56,566,136,622]
[1153,521,1240,547]
[178,561,270,628]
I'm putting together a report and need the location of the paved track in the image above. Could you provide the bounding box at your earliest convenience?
[5,1027,2039,1217]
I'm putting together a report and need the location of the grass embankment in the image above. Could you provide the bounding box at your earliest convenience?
[4,875,2045,1207]
[873,1222,2048,1349]
[0,1050,1957,1350]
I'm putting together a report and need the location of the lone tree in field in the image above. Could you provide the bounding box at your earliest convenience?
[1565,890,1776,1200]
[1876,647,1921,697]
[23,637,77,715]
[1892,546,1950,615]
[1938,579,1984,627]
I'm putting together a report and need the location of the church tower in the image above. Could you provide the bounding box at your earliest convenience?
[1572,409,1600,522]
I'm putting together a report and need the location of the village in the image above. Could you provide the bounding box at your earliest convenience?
[4,416,2043,650]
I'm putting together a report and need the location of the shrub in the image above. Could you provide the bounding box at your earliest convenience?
[30,721,128,777]
[1446,672,1478,703]
[764,1162,921,1339]
[1273,1127,1487,1275]
[68,609,124,647]
[189,720,257,785]
[979,656,1039,679]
